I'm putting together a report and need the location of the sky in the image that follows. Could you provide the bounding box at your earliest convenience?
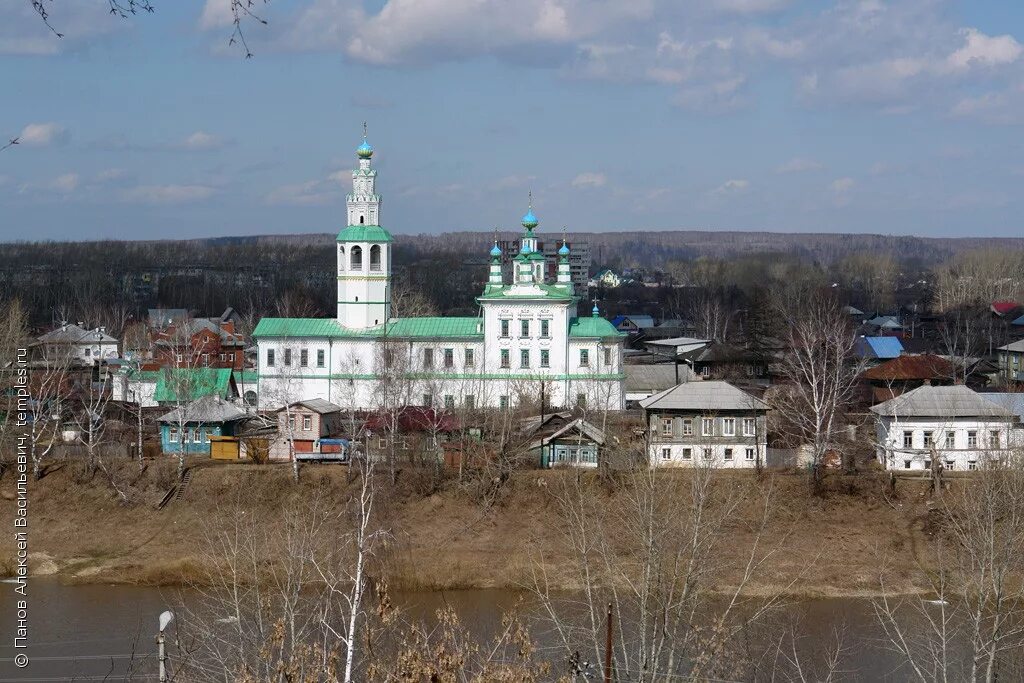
[2,0,1024,241]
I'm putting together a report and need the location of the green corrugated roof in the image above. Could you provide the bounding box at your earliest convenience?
[477,283,573,301]
[234,370,259,384]
[568,317,624,338]
[384,317,481,338]
[336,225,394,242]
[253,316,482,339]
[155,368,234,403]
[253,318,358,338]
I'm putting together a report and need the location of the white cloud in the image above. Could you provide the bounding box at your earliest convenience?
[571,172,607,189]
[265,173,345,206]
[950,88,1024,125]
[52,173,79,193]
[831,177,855,192]
[18,122,66,146]
[493,174,536,190]
[121,185,217,204]
[95,168,126,183]
[181,131,224,150]
[713,178,749,194]
[776,157,822,173]
[198,0,236,30]
[945,28,1022,72]
[0,1,122,55]
[711,0,792,15]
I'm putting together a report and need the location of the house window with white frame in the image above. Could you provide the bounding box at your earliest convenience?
[661,447,671,460]
[661,418,672,436]
[724,448,733,460]
[722,418,735,436]
[288,416,295,431]
[745,447,755,461]
[968,430,978,447]
[743,417,756,437]
[169,427,178,443]
[682,419,693,436]
[702,447,712,460]
[303,416,312,431]
[945,431,955,448]
[702,418,713,436]
[682,448,692,460]
[902,431,913,448]
[579,349,590,367]
[923,431,934,446]
[989,430,1001,448]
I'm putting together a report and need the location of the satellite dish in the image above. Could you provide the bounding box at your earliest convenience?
[159,610,175,632]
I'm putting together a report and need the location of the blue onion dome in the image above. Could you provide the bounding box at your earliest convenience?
[592,303,600,317]
[558,241,570,257]
[519,242,530,255]
[490,242,502,258]
[357,137,373,159]
[521,207,538,229]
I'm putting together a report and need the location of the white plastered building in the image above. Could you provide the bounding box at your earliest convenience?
[254,132,626,412]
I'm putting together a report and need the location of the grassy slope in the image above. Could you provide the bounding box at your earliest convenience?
[0,463,937,597]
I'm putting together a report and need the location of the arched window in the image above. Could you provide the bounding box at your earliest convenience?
[359,216,365,225]
[338,246,345,271]
[369,245,382,271]
[350,245,362,270]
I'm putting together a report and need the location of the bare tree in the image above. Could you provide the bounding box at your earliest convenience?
[874,452,1024,682]
[771,289,862,492]
[25,345,73,479]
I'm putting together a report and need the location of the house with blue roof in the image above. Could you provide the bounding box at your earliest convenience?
[855,336,904,361]
[610,315,655,332]
[253,129,626,411]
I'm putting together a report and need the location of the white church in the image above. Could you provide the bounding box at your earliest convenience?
[253,131,625,412]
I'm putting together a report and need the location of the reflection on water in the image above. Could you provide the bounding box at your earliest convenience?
[1,580,914,680]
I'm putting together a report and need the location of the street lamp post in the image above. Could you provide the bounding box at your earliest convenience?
[157,610,174,682]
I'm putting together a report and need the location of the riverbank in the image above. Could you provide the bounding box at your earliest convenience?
[0,461,938,597]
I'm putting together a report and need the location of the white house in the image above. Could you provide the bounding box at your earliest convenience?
[253,131,626,412]
[36,323,118,363]
[871,385,1023,471]
[641,380,768,468]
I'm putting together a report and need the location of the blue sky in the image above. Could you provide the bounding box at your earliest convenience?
[2,0,1023,241]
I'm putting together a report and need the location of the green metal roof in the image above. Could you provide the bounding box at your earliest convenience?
[477,283,574,301]
[568,317,624,338]
[253,316,482,339]
[253,318,358,338]
[155,368,235,403]
[336,224,394,243]
[384,317,481,338]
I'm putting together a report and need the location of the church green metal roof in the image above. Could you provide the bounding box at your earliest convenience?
[253,316,482,339]
[477,284,574,301]
[336,225,394,242]
[568,316,624,338]
[385,317,481,338]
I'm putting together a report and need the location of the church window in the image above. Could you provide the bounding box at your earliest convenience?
[284,349,292,367]
[359,216,364,225]
[464,349,475,367]
[521,320,530,338]
[500,320,510,338]
[444,395,455,410]
[579,349,590,367]
[541,320,549,338]
[350,246,363,270]
[300,349,308,367]
[540,350,550,368]
[370,245,382,271]
[422,348,434,369]
[317,350,325,368]
[443,348,454,369]
[266,349,275,367]
[576,394,587,408]
[465,395,475,409]
[499,395,509,409]
[423,393,433,407]
[500,349,510,368]
[520,350,530,369]
[338,246,345,271]
[603,347,611,366]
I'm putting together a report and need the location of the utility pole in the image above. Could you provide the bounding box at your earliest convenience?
[604,602,613,683]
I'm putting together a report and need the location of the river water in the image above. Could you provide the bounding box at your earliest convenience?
[0,580,917,681]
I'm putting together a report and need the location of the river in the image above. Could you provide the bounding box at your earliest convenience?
[0,580,918,681]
